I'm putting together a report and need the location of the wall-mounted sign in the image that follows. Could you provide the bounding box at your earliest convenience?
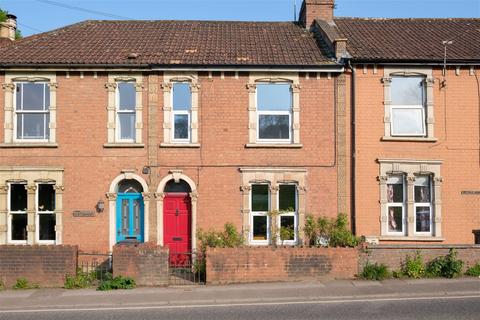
[73,210,95,217]
[461,191,480,195]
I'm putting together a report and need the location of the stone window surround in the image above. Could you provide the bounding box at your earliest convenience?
[0,166,64,245]
[240,168,307,245]
[246,73,301,147]
[104,73,144,147]
[381,67,436,142]
[160,72,200,147]
[377,159,443,241]
[2,72,58,147]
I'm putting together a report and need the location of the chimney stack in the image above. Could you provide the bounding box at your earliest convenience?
[299,0,335,29]
[0,14,17,41]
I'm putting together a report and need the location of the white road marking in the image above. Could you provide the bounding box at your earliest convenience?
[1,294,480,314]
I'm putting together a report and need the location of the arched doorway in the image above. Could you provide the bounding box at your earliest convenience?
[163,179,192,264]
[116,179,144,243]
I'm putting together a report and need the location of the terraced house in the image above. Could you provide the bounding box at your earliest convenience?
[0,0,478,256]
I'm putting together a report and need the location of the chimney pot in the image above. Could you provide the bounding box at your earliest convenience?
[1,13,17,41]
[299,0,335,29]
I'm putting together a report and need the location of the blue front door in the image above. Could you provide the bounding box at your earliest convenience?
[116,193,144,242]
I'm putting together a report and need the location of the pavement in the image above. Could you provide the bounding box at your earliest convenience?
[0,277,479,312]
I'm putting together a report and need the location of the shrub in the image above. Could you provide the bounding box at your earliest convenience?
[64,269,97,289]
[198,223,244,251]
[426,249,464,278]
[13,278,39,289]
[402,251,426,278]
[361,262,390,280]
[465,263,480,277]
[97,275,135,291]
[280,226,295,244]
[304,214,360,247]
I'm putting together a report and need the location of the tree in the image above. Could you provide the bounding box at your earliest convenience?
[0,8,22,39]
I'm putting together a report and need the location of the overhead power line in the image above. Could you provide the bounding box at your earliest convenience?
[34,0,132,20]
[17,22,44,33]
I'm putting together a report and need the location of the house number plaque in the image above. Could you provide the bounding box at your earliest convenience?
[73,210,95,217]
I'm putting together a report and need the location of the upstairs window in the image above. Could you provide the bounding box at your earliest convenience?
[414,175,433,235]
[386,175,406,234]
[116,82,136,142]
[172,82,192,142]
[256,83,292,142]
[390,77,426,136]
[15,82,50,141]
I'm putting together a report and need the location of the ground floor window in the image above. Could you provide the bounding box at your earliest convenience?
[251,184,269,243]
[278,184,297,243]
[37,183,56,243]
[8,183,28,243]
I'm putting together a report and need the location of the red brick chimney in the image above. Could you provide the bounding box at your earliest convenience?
[0,14,17,41]
[299,0,335,28]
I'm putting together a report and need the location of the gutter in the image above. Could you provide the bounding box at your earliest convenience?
[346,59,356,236]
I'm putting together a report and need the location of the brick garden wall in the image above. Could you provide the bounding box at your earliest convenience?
[206,247,359,284]
[360,245,480,272]
[112,242,169,286]
[0,245,77,288]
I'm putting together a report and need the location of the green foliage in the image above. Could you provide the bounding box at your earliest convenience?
[361,262,390,280]
[13,278,39,289]
[304,214,360,247]
[198,223,244,251]
[280,226,295,243]
[426,249,464,278]
[402,251,426,278]
[0,9,7,22]
[64,269,97,289]
[465,263,480,277]
[97,275,135,291]
[0,280,4,291]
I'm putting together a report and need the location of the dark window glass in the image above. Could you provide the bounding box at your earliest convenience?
[174,114,189,139]
[279,185,296,211]
[164,180,192,193]
[38,184,55,211]
[387,183,404,203]
[118,82,136,110]
[280,216,295,240]
[416,207,431,233]
[11,213,27,241]
[251,185,269,212]
[173,83,191,110]
[39,213,56,241]
[257,84,291,111]
[414,176,431,203]
[253,216,267,240]
[118,179,143,193]
[10,184,27,211]
[259,115,290,139]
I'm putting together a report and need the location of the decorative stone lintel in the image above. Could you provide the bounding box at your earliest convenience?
[170,169,183,183]
[142,192,153,200]
[2,83,15,92]
[189,192,199,201]
[106,192,117,201]
[154,192,165,199]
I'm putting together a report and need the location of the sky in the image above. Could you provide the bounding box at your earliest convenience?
[0,0,479,37]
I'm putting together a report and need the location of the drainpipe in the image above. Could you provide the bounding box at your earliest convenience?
[346,59,356,235]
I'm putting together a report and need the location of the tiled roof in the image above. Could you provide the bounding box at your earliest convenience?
[334,18,480,62]
[0,20,336,67]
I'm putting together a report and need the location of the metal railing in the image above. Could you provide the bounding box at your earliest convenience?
[77,252,113,283]
[169,250,205,285]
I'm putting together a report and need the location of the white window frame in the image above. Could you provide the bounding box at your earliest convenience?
[414,175,434,236]
[390,105,426,137]
[13,82,50,143]
[255,82,293,144]
[382,68,435,141]
[386,175,407,236]
[35,182,56,244]
[250,183,270,245]
[171,82,192,143]
[277,184,298,245]
[115,81,136,143]
[7,182,28,244]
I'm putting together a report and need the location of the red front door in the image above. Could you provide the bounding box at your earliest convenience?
[163,193,192,265]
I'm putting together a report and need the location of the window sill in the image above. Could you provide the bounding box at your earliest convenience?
[245,143,303,149]
[381,136,438,142]
[103,143,145,148]
[160,143,201,148]
[0,143,58,148]
[379,236,445,242]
